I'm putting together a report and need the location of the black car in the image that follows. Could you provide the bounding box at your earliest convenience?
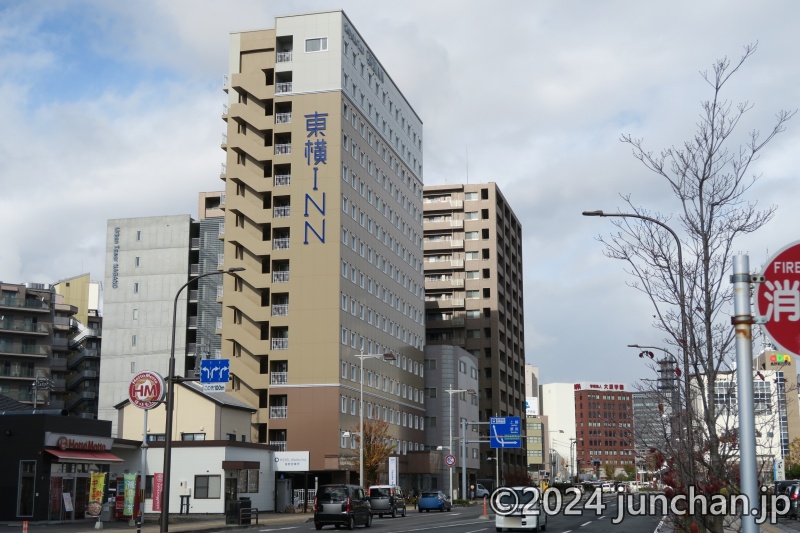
[785,484,800,520]
[314,484,373,530]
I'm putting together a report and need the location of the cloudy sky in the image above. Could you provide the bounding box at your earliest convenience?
[1,0,798,388]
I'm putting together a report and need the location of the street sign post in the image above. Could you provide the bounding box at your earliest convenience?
[489,416,521,448]
[200,359,230,393]
[755,240,800,357]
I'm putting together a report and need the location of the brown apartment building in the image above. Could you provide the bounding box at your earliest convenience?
[422,183,526,481]
[219,11,426,482]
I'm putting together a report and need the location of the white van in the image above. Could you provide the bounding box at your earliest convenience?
[601,482,613,493]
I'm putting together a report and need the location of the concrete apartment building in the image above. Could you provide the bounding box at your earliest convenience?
[99,215,200,433]
[524,365,546,478]
[219,11,426,480]
[540,383,576,479]
[422,182,526,481]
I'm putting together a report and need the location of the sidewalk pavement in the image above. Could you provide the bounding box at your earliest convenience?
[3,511,313,533]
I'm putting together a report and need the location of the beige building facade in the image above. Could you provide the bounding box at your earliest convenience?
[220,11,426,479]
[422,182,526,481]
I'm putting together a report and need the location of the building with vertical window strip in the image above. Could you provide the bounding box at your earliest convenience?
[573,382,634,479]
[219,11,426,484]
[422,182,526,482]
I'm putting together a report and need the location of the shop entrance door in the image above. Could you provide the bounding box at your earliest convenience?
[225,477,237,503]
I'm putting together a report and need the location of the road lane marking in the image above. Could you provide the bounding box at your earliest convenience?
[580,521,592,527]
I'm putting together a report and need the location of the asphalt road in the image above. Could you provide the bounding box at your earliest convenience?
[236,495,663,533]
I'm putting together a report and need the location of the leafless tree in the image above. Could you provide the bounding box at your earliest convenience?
[595,43,794,532]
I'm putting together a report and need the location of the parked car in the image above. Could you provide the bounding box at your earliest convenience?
[495,486,547,531]
[601,482,613,493]
[784,483,800,520]
[313,484,372,530]
[418,491,452,512]
[368,485,407,518]
[475,484,490,498]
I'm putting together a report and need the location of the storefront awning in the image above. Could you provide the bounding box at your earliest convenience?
[46,449,124,463]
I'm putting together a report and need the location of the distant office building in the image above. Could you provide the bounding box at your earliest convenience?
[574,382,634,479]
[423,345,480,495]
[219,10,425,484]
[540,383,576,479]
[422,182,526,481]
[524,365,545,476]
[754,349,799,458]
[632,390,669,453]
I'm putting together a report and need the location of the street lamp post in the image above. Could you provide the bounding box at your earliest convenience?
[444,385,468,500]
[160,267,244,533]
[354,351,395,487]
[569,438,578,483]
[582,210,694,480]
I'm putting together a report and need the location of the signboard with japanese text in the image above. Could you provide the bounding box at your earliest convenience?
[388,457,398,485]
[201,359,230,393]
[756,241,800,357]
[490,416,521,449]
[573,383,626,391]
[274,451,310,472]
[302,112,328,245]
[525,396,539,417]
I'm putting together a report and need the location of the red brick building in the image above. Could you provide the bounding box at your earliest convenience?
[574,383,634,479]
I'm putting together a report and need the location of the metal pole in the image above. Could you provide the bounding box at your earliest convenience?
[140,410,148,531]
[160,268,243,533]
[461,418,467,500]
[732,255,758,533]
[360,353,364,487]
[448,383,453,500]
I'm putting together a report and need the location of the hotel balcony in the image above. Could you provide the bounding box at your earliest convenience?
[273,238,290,250]
[275,113,292,124]
[0,320,49,335]
[269,406,288,419]
[276,82,292,94]
[270,372,288,385]
[269,440,287,451]
[277,51,292,63]
[271,338,288,351]
[272,304,289,317]
[274,144,292,155]
[273,206,291,218]
[274,174,291,187]
[272,271,290,283]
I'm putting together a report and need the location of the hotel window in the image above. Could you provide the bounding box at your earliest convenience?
[131,335,137,347]
[466,290,480,299]
[351,398,357,415]
[341,396,347,413]
[132,309,139,320]
[341,328,348,345]
[305,37,328,52]
[135,256,140,267]
[133,282,140,293]
[136,230,142,241]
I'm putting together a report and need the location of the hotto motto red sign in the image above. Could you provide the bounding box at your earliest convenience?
[755,240,800,357]
[128,371,165,410]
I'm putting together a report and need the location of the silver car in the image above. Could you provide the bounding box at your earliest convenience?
[368,485,407,517]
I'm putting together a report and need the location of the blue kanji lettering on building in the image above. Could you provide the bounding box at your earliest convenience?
[304,139,328,166]
[305,112,328,137]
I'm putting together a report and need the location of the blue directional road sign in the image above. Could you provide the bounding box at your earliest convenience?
[200,359,230,393]
[490,416,521,449]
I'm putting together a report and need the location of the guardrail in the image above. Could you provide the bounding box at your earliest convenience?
[240,506,260,525]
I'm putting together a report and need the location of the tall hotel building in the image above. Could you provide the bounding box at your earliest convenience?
[422,183,526,480]
[220,11,426,479]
